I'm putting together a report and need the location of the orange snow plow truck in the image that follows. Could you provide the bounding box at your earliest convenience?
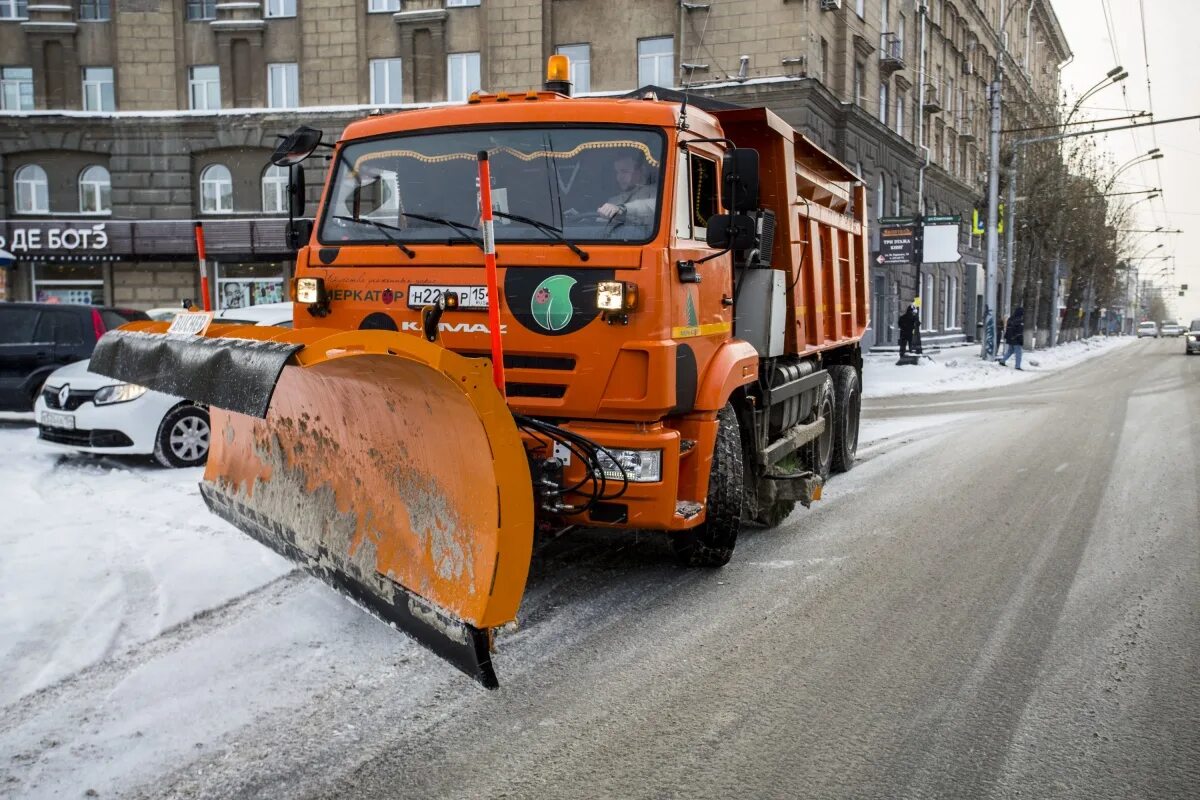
[90,59,868,688]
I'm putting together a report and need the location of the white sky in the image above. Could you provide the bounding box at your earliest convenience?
[1056,0,1200,321]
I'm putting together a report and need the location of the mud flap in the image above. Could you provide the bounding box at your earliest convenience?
[94,322,534,687]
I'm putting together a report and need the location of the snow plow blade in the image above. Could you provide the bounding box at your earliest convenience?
[92,323,535,688]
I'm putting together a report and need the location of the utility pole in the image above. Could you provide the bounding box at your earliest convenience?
[981,0,1006,360]
[1002,149,1017,317]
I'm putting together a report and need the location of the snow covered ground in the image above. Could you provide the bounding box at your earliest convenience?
[862,335,1138,398]
[0,336,1138,796]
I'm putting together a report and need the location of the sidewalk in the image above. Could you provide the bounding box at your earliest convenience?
[863,336,1137,399]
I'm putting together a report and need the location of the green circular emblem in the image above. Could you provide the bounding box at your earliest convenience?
[530,275,577,331]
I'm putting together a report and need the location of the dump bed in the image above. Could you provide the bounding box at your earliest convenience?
[714,107,869,358]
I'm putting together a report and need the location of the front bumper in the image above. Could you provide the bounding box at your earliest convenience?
[33,391,175,455]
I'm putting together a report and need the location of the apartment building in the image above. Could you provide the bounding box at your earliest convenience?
[0,0,1068,346]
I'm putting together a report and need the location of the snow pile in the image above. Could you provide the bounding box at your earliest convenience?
[0,422,291,706]
[863,336,1137,399]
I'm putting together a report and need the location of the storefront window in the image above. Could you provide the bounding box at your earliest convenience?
[32,263,105,305]
[215,262,285,310]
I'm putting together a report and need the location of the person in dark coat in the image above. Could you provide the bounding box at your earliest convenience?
[898,300,920,358]
[998,306,1025,369]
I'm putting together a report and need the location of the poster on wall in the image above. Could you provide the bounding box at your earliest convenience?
[37,287,99,305]
[218,279,284,310]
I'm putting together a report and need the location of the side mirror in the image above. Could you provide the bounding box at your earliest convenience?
[288,164,306,218]
[271,126,324,167]
[722,148,760,212]
[705,213,757,250]
[287,219,313,250]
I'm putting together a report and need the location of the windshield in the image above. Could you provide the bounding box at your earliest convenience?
[320,126,665,248]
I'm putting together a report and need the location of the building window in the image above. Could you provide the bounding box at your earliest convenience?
[267,62,299,108]
[0,0,27,20]
[0,66,33,111]
[79,0,109,21]
[878,81,889,125]
[188,65,220,110]
[446,0,480,6]
[892,181,901,215]
[78,165,111,213]
[186,0,216,21]
[446,52,480,102]
[82,67,115,111]
[368,0,400,11]
[853,61,864,107]
[14,164,48,213]
[264,0,295,18]
[819,38,828,84]
[896,92,905,138]
[555,43,591,93]
[200,164,233,214]
[369,58,403,105]
[875,174,885,220]
[638,36,674,87]
[262,164,288,213]
[856,0,865,19]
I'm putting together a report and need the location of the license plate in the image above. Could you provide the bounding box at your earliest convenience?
[39,411,75,429]
[407,285,489,310]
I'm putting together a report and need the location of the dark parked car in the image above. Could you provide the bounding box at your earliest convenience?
[1187,319,1200,355]
[0,303,150,411]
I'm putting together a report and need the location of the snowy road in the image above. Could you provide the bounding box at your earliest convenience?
[1,336,1197,798]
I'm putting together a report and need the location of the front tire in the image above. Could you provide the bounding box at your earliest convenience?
[672,404,745,567]
[153,405,211,468]
[829,365,861,473]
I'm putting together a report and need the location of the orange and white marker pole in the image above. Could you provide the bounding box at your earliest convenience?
[194,222,211,311]
[477,151,506,397]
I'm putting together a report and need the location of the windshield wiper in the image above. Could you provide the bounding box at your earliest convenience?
[332,215,415,258]
[491,211,590,262]
[395,211,485,251]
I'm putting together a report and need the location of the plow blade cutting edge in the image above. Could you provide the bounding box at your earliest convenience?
[91,323,535,688]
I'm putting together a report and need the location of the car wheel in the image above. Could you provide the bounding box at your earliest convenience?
[153,405,211,468]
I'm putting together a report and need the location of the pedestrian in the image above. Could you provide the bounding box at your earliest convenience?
[998,306,1025,369]
[898,299,919,358]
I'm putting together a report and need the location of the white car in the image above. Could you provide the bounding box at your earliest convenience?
[34,303,295,467]
[1136,321,1159,338]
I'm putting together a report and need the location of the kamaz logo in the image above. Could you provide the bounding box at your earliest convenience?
[400,321,508,334]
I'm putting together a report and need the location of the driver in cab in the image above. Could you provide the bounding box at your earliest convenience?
[597,152,656,226]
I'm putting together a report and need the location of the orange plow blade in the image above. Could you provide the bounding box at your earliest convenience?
[94,326,534,687]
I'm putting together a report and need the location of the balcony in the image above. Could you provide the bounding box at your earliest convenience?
[879,33,905,75]
[922,85,943,114]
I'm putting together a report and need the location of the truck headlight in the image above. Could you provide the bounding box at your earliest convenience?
[596,280,638,312]
[596,447,662,483]
[94,383,148,405]
[295,277,327,305]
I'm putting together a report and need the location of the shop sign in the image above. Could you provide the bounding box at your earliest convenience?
[878,225,915,265]
[0,223,110,254]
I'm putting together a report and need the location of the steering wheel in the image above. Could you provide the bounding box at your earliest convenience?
[564,211,613,224]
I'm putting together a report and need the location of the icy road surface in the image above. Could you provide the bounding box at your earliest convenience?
[1,335,1196,799]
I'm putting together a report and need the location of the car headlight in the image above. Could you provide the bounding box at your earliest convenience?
[94,383,148,405]
[595,447,662,483]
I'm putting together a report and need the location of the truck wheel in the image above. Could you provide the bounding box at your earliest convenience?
[672,404,745,567]
[829,365,861,473]
[153,405,211,468]
[803,374,836,479]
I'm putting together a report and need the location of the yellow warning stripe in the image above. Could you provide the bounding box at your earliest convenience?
[672,321,732,339]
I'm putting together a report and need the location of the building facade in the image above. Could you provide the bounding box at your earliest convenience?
[0,0,1068,343]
